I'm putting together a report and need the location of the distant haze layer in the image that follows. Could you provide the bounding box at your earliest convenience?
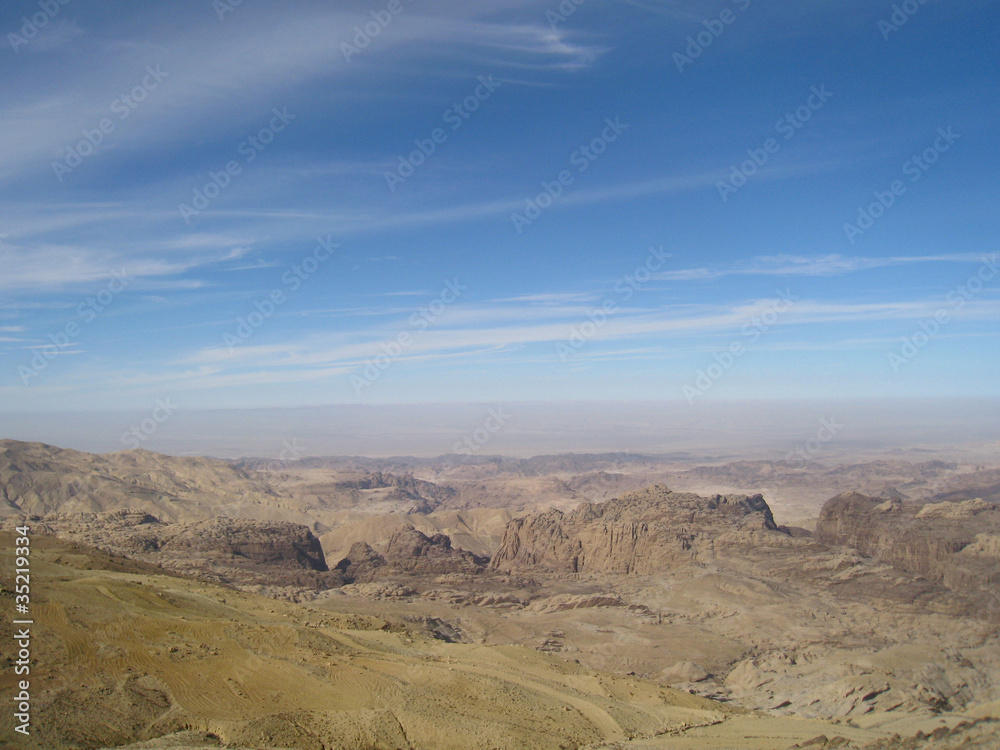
[2,398,998,461]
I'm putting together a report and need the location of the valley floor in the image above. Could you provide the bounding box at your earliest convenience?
[2,532,998,750]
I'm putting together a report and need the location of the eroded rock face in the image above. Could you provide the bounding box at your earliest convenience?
[526,593,625,613]
[815,492,1000,601]
[160,517,328,571]
[0,440,285,521]
[338,471,456,500]
[335,525,488,582]
[19,509,343,595]
[335,541,386,582]
[489,485,787,575]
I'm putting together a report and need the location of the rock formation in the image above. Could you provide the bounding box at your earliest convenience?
[338,471,456,498]
[15,509,343,595]
[815,492,1000,605]
[335,541,387,581]
[335,524,488,582]
[160,516,328,571]
[489,485,788,575]
[0,439,287,521]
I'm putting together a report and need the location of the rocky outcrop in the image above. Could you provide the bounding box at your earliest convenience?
[339,581,415,599]
[160,517,328,571]
[0,440,287,522]
[662,661,710,684]
[383,525,487,572]
[331,472,458,514]
[32,508,169,555]
[421,589,526,607]
[334,525,488,583]
[17,509,343,595]
[337,471,454,498]
[917,497,991,519]
[929,467,1000,505]
[815,492,1000,600]
[335,541,386,581]
[489,485,787,576]
[526,593,624,613]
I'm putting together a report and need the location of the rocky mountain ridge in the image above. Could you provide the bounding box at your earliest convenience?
[0,440,289,522]
[815,492,1000,613]
[335,524,488,583]
[490,484,787,575]
[7,508,343,596]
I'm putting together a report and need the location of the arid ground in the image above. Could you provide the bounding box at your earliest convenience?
[2,439,999,749]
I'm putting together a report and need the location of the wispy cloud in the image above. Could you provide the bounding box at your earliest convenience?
[174,296,1000,377]
[656,253,996,281]
[492,292,601,304]
[1,0,996,410]
[0,243,254,291]
[0,7,603,182]
[13,18,84,53]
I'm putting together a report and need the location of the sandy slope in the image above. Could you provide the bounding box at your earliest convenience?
[0,531,924,750]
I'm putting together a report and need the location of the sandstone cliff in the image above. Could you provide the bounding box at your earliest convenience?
[815,492,1000,603]
[0,440,288,521]
[336,524,488,582]
[17,509,343,596]
[489,484,788,575]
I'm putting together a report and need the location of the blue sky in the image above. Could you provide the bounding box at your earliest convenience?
[1,0,998,413]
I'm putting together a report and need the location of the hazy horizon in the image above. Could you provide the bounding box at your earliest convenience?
[4,397,999,461]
